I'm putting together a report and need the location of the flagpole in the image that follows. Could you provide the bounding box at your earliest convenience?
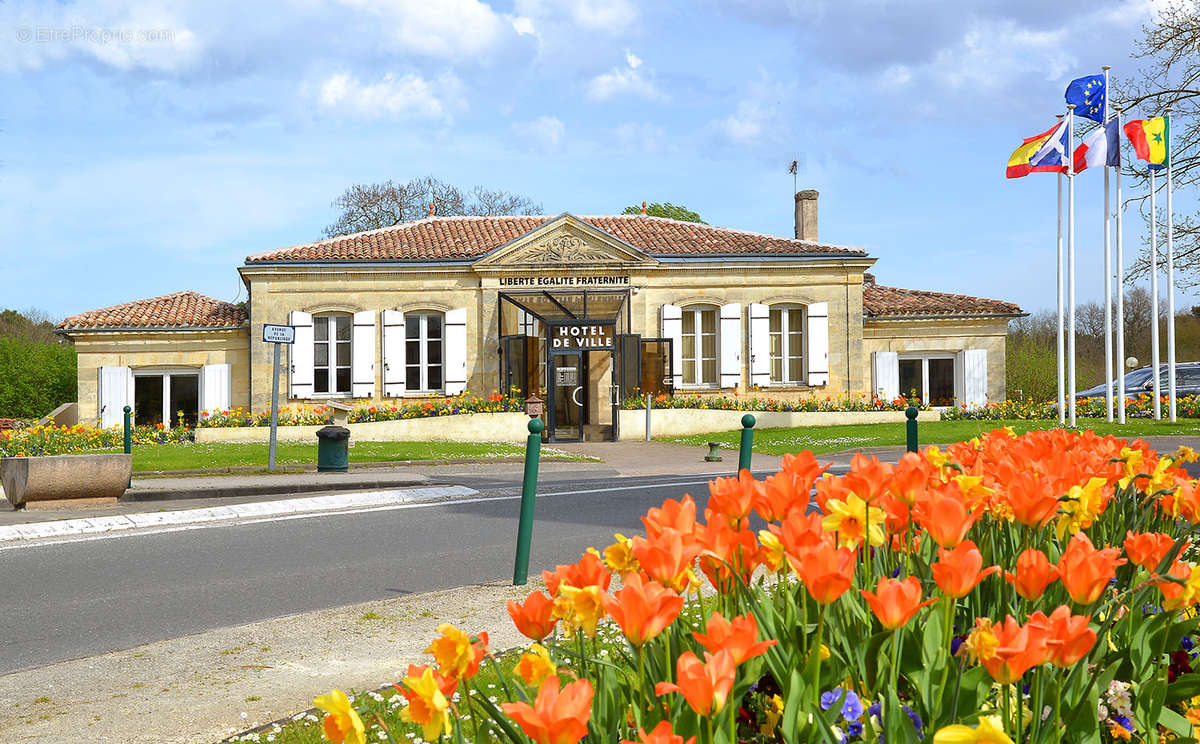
[1166,107,1177,422]
[1067,103,1078,428]
[1151,166,1161,420]
[1115,105,1127,424]
[1102,66,1114,423]
[1056,113,1066,426]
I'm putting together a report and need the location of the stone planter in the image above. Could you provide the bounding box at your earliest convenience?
[0,454,132,510]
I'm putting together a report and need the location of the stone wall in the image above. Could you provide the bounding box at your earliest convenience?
[862,317,1010,404]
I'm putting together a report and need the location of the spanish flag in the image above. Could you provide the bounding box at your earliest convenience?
[1006,121,1068,178]
[1124,116,1169,170]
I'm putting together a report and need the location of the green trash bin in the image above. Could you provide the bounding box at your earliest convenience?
[316,425,350,473]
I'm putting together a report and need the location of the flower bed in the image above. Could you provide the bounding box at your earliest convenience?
[287,429,1200,744]
[943,394,1200,421]
[622,392,924,413]
[198,393,523,428]
[0,423,192,457]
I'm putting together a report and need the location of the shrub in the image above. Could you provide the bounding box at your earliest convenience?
[197,392,524,428]
[0,337,76,419]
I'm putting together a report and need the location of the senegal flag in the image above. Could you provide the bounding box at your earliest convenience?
[1124,116,1169,170]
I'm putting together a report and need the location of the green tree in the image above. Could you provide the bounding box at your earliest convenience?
[0,337,76,419]
[621,202,706,223]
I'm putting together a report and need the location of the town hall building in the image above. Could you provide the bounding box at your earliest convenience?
[59,192,1023,442]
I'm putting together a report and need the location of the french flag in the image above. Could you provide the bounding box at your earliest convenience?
[1073,119,1121,173]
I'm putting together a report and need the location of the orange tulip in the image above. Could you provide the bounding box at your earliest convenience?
[841,453,895,503]
[632,528,702,593]
[757,452,829,522]
[501,676,593,744]
[860,576,938,630]
[888,451,932,504]
[789,539,856,604]
[1124,530,1184,571]
[621,721,696,744]
[1057,533,1126,605]
[507,590,559,642]
[706,469,762,527]
[931,540,1000,598]
[655,649,737,716]
[979,615,1050,684]
[1155,560,1195,610]
[1037,606,1096,668]
[781,450,830,493]
[396,663,457,699]
[1005,472,1061,528]
[642,495,698,542]
[693,612,777,665]
[697,520,759,587]
[1004,549,1060,601]
[602,573,684,647]
[912,488,980,548]
[542,553,611,596]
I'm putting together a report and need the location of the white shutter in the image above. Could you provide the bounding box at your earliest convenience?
[962,348,988,408]
[289,311,313,399]
[98,366,132,429]
[382,309,406,397]
[719,303,742,389]
[444,307,468,395]
[872,352,899,401]
[200,363,232,414]
[806,301,829,386]
[352,310,376,398]
[748,303,770,388]
[660,304,682,391]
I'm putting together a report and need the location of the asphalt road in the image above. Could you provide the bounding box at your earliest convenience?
[0,469,769,676]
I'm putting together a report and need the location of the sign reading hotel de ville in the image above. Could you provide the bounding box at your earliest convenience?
[552,324,615,349]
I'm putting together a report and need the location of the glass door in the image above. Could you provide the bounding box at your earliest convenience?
[549,351,583,442]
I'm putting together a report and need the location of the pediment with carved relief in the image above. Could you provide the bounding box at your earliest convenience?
[475,214,657,268]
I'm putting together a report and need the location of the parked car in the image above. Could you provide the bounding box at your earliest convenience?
[1076,362,1200,400]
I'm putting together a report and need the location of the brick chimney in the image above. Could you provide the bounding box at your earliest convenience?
[794,190,818,242]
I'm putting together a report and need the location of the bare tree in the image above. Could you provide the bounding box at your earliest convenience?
[1114,2,1200,286]
[323,176,542,238]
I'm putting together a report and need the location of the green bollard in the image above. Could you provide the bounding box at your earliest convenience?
[513,418,544,586]
[906,405,919,453]
[738,413,755,474]
[123,406,132,488]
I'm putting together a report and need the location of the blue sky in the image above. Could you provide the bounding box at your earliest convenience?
[0,0,1186,320]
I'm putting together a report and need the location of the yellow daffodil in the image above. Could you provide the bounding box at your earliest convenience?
[398,667,452,740]
[957,619,998,664]
[933,716,1015,744]
[313,689,366,744]
[757,530,787,573]
[1055,477,1108,540]
[926,445,951,469]
[602,534,639,575]
[1176,446,1200,464]
[1118,447,1145,490]
[554,584,606,638]
[425,624,475,679]
[821,492,885,549]
[953,475,993,505]
[516,643,557,689]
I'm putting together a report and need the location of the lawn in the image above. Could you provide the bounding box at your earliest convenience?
[664,417,1200,456]
[95,440,592,473]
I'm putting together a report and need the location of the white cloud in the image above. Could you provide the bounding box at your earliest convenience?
[510,115,565,152]
[711,74,794,151]
[613,122,667,152]
[316,72,464,122]
[336,0,510,61]
[587,50,665,101]
[717,101,767,145]
[515,0,639,34]
[511,16,537,36]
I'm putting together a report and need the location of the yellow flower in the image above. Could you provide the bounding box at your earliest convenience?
[1118,447,1145,490]
[821,492,885,549]
[516,643,557,688]
[957,619,998,664]
[425,624,474,679]
[757,530,787,572]
[926,445,951,469]
[760,694,785,736]
[1176,446,1200,464]
[1055,477,1108,540]
[554,585,606,638]
[398,667,452,740]
[933,716,1015,744]
[602,534,639,575]
[952,475,993,505]
[312,689,366,744]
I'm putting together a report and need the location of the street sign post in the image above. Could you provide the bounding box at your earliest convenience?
[262,324,295,471]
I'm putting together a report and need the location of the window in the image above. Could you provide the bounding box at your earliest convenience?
[133,371,199,428]
[899,355,956,406]
[406,312,444,392]
[681,306,717,386]
[769,306,805,384]
[314,315,352,395]
[517,309,540,337]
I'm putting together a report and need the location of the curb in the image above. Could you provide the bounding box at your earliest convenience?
[0,485,480,543]
[122,476,432,502]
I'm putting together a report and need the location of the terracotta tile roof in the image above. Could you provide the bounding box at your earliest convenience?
[244,214,866,263]
[863,281,1022,318]
[59,291,248,331]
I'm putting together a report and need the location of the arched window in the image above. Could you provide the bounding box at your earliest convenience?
[405,312,444,392]
[313,313,352,395]
[680,305,718,387]
[769,305,805,385]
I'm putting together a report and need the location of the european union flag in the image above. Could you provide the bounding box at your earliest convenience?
[1065,74,1106,123]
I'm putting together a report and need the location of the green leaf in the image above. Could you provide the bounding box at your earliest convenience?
[1158,707,1194,737]
[1167,673,1200,705]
